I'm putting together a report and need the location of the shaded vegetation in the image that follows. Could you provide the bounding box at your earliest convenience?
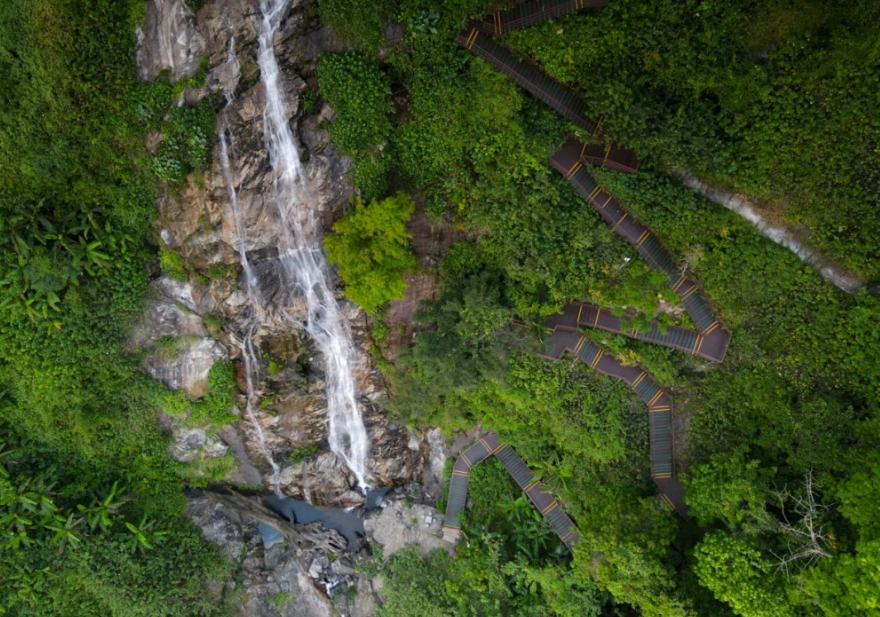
[0,0,231,614]
[318,1,880,615]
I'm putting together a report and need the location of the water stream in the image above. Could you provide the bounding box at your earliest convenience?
[220,129,281,492]
[246,0,369,489]
[677,171,865,294]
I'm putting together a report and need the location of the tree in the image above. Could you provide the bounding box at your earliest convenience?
[324,193,417,314]
[694,532,794,617]
[684,447,771,532]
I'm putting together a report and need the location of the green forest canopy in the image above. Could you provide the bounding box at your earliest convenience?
[0,0,878,616]
[317,0,880,615]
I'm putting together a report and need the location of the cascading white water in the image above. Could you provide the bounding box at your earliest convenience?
[220,128,281,493]
[256,0,369,489]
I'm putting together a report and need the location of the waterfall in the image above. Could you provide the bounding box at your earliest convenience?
[220,129,281,493]
[220,32,280,493]
[255,0,370,489]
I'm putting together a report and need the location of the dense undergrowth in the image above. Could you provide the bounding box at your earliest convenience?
[317,0,880,615]
[0,1,231,614]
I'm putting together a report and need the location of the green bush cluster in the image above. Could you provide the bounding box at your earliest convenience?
[149,100,216,185]
[324,193,417,314]
[318,52,393,155]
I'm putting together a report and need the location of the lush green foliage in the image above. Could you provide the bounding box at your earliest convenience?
[317,1,880,615]
[506,0,880,279]
[318,52,393,155]
[325,193,418,314]
[0,1,232,614]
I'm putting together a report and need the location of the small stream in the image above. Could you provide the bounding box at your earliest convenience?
[678,171,865,294]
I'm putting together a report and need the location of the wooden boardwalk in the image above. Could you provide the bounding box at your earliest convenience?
[538,327,689,514]
[456,28,639,173]
[443,0,738,541]
[550,136,732,354]
[548,302,729,363]
[442,432,580,549]
[477,0,608,36]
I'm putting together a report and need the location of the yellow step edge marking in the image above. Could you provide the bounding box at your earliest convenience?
[648,390,664,407]
[590,349,604,369]
[702,321,720,335]
[573,336,586,355]
[593,308,601,326]
[593,115,604,136]
[443,524,461,530]
[602,143,613,165]
[561,530,575,543]
[523,480,540,492]
[541,501,558,515]
[635,230,650,249]
[631,324,640,336]
[612,212,629,231]
[452,470,469,477]
[680,286,698,300]
[579,141,587,158]
[652,472,673,479]
[671,275,687,292]
[601,195,613,209]
[650,405,671,412]
[493,443,505,454]
[466,28,479,49]
[693,334,704,355]
[632,372,647,388]
[576,304,584,324]
[565,160,582,180]
[479,437,492,452]
[587,186,602,201]
[495,12,502,35]
[460,452,472,468]
[659,493,675,510]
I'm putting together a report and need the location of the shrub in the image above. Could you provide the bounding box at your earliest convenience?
[324,193,417,314]
[317,52,393,155]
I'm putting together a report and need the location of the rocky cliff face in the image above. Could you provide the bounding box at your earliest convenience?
[134,3,459,614]
[136,0,431,521]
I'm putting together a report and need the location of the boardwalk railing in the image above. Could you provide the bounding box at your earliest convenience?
[478,0,608,35]
[550,136,732,359]
[547,302,728,363]
[538,327,688,514]
[443,432,580,549]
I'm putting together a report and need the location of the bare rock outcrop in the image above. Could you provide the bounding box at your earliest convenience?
[136,0,424,506]
[137,0,207,82]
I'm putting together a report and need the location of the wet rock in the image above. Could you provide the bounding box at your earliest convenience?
[279,452,363,507]
[420,428,450,504]
[130,278,228,398]
[186,494,335,617]
[142,336,227,398]
[136,0,206,82]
